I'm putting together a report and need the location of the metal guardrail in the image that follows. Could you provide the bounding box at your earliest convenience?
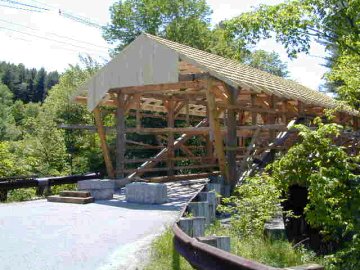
[173,223,279,270]
[172,181,324,270]
[0,173,102,202]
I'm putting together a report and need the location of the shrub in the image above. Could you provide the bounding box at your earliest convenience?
[269,117,360,269]
[219,174,282,237]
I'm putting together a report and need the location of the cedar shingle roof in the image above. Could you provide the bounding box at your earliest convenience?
[143,33,359,116]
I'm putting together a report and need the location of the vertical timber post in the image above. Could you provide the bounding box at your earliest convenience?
[226,85,238,188]
[93,107,115,178]
[205,105,214,164]
[116,93,126,178]
[135,94,141,129]
[251,94,257,125]
[167,98,175,178]
[281,101,287,124]
[206,78,229,183]
[269,95,276,140]
[238,109,245,149]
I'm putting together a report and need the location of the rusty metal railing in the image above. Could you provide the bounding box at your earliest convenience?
[172,181,324,270]
[173,223,280,270]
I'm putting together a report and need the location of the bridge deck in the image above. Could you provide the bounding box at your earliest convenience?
[0,179,207,270]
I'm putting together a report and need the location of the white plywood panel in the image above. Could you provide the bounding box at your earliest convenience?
[86,34,179,111]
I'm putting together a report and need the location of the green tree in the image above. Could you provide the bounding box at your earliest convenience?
[225,0,360,58]
[0,142,19,177]
[104,1,289,78]
[207,24,250,61]
[33,68,46,102]
[0,62,59,103]
[269,118,360,269]
[225,0,360,108]
[327,52,360,109]
[245,50,289,77]
[39,63,105,175]
[103,0,212,52]
[0,83,19,140]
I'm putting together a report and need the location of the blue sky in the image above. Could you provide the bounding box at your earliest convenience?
[0,0,328,90]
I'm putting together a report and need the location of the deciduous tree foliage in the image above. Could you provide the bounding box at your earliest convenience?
[104,0,290,78]
[269,118,360,269]
[244,50,289,78]
[103,0,212,52]
[225,0,360,108]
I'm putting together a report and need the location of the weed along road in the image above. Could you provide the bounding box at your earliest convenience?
[0,180,206,270]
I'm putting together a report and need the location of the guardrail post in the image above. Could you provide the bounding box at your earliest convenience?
[216,236,231,252]
[178,217,205,237]
[36,186,45,196]
[187,201,210,225]
[221,184,231,197]
[197,236,231,252]
[206,183,221,194]
[198,191,216,222]
[0,190,7,202]
[37,179,51,196]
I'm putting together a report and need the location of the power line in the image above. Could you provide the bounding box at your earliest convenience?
[0,2,42,12]
[1,29,109,59]
[27,0,104,29]
[60,12,103,29]
[0,25,109,55]
[2,0,105,29]
[0,18,110,50]
[26,0,53,9]
[0,0,49,11]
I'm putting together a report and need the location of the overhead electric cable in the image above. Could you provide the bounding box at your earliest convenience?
[0,28,109,58]
[23,0,53,9]
[0,18,110,50]
[0,25,109,55]
[0,0,48,10]
[27,0,104,29]
[0,2,42,12]
[0,0,103,29]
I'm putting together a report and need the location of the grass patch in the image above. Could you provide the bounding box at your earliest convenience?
[145,222,324,270]
[144,228,193,270]
[206,221,323,268]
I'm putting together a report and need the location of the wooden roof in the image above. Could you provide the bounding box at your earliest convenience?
[77,33,358,116]
[143,33,358,116]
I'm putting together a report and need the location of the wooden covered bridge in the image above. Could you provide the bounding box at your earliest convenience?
[71,33,359,187]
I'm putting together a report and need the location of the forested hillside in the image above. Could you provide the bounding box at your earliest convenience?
[0,60,104,182]
[0,62,59,103]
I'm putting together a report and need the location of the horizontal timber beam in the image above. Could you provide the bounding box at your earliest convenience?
[123,164,218,174]
[109,81,205,94]
[147,172,221,183]
[59,124,292,134]
[124,156,215,164]
[179,72,210,81]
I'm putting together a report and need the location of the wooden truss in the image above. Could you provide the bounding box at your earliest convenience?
[73,61,360,186]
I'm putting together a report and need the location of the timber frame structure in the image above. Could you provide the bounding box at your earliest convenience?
[71,33,360,187]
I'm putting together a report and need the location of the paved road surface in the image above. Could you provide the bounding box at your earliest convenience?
[0,180,206,270]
